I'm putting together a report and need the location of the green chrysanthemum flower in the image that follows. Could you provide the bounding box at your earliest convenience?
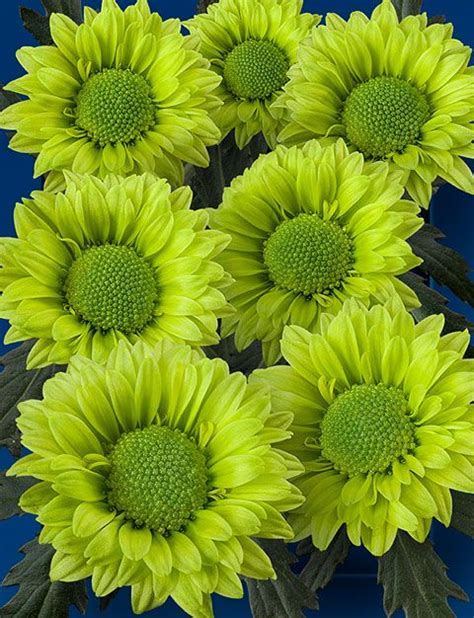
[275,0,474,207]
[185,0,318,149]
[0,0,222,188]
[210,139,423,365]
[0,173,232,368]
[252,299,474,556]
[9,341,303,616]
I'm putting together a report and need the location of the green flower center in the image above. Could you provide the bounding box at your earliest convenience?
[263,214,354,296]
[320,384,416,477]
[223,39,289,100]
[107,426,209,533]
[64,244,158,333]
[342,76,430,159]
[75,68,156,146]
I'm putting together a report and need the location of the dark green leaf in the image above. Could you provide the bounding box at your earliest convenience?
[0,471,36,520]
[19,7,53,46]
[0,341,65,457]
[400,272,474,339]
[41,0,82,21]
[1,538,88,617]
[205,336,262,375]
[56,0,83,24]
[39,0,82,22]
[410,224,474,309]
[245,539,317,618]
[378,532,469,618]
[450,491,474,539]
[188,132,268,210]
[0,87,21,140]
[428,15,446,24]
[391,0,423,19]
[0,87,20,112]
[298,529,351,593]
[20,0,82,47]
[196,0,218,13]
[40,0,64,13]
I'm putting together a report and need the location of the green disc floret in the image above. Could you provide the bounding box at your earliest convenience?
[107,426,209,533]
[224,39,289,100]
[263,213,354,296]
[320,384,416,476]
[342,76,430,159]
[75,68,156,146]
[64,244,158,333]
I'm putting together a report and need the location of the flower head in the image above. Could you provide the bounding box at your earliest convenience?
[0,173,231,368]
[275,0,474,207]
[0,0,222,187]
[210,139,423,365]
[186,0,318,149]
[9,340,303,615]
[252,299,474,556]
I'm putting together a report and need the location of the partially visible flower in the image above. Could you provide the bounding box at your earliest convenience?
[210,139,423,365]
[275,0,474,207]
[252,299,474,556]
[0,173,232,368]
[0,0,222,187]
[9,340,303,616]
[186,0,318,149]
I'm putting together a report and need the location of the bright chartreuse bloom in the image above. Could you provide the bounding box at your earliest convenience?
[9,340,303,616]
[185,0,319,149]
[275,0,474,207]
[0,0,222,188]
[0,173,232,368]
[252,299,474,556]
[210,139,423,365]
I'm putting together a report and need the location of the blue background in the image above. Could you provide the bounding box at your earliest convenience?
[0,1,473,616]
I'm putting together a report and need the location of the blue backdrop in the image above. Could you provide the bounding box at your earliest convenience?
[0,1,473,617]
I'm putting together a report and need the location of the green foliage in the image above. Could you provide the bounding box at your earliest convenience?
[428,14,446,25]
[391,1,444,27]
[1,538,88,617]
[0,87,21,139]
[0,342,65,457]
[297,530,351,594]
[450,492,474,539]
[0,88,20,112]
[41,0,82,22]
[391,0,423,19]
[20,0,82,46]
[400,272,474,337]
[187,133,268,210]
[19,8,52,45]
[410,224,474,309]
[0,471,35,520]
[245,539,317,618]
[196,0,218,13]
[205,337,262,375]
[378,532,468,618]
